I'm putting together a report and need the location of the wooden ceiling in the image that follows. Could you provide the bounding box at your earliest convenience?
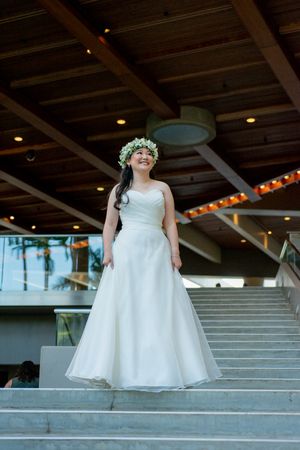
[0,0,300,252]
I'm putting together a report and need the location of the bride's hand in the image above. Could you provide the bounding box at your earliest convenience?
[103,253,114,269]
[171,254,182,270]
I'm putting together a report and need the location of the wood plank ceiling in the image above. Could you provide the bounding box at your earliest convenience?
[0,0,300,250]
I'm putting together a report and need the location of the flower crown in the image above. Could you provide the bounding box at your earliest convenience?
[118,137,159,169]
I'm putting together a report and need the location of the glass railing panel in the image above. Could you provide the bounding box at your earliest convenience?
[55,309,89,346]
[0,235,103,291]
[288,232,300,253]
[281,240,300,279]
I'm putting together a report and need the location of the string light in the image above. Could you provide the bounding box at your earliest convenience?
[184,168,300,220]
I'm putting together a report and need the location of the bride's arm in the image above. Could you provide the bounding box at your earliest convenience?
[162,184,182,270]
[103,186,119,268]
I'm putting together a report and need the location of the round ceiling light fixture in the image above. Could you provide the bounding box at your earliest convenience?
[147,106,216,146]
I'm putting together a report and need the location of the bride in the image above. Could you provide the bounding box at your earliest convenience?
[65,137,222,390]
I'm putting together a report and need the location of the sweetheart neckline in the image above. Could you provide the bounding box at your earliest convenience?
[128,188,163,196]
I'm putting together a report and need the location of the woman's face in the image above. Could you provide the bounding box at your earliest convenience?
[128,147,154,171]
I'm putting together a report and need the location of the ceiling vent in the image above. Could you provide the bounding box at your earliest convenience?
[147,106,216,146]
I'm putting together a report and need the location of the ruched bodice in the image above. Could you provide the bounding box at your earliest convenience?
[120,189,165,230]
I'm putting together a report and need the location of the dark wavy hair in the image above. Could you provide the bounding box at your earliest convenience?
[113,165,155,210]
[15,360,38,382]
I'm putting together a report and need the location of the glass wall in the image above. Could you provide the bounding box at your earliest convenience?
[0,235,103,291]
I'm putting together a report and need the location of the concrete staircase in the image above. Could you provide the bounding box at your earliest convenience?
[1,287,300,449]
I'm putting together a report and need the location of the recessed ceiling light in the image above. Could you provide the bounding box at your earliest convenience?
[96,186,105,191]
[116,119,126,125]
[284,217,291,221]
[267,231,272,235]
[73,225,80,230]
[14,136,23,142]
[104,27,110,33]
[31,225,36,230]
[9,216,15,220]
[241,239,247,243]
[246,117,256,123]
[86,49,92,54]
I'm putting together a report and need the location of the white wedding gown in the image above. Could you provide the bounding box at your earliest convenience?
[66,188,222,390]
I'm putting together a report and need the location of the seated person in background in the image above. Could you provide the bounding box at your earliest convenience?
[4,360,39,388]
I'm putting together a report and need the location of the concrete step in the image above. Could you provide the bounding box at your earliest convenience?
[195,306,291,312]
[191,296,286,305]
[2,436,300,450]
[207,334,300,341]
[203,326,300,333]
[213,349,300,358]
[3,388,300,412]
[193,303,289,308]
[221,368,300,378]
[189,293,286,301]
[200,314,295,320]
[1,409,300,438]
[210,341,300,349]
[189,291,284,295]
[202,320,297,326]
[188,289,285,298]
[196,378,300,389]
[217,358,300,368]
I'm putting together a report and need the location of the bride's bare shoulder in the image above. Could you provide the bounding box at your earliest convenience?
[155,181,171,194]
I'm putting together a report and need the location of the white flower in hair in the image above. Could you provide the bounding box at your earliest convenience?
[118,137,159,168]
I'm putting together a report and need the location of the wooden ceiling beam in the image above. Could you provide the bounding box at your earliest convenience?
[239,155,300,169]
[216,212,281,263]
[10,64,106,88]
[181,82,279,104]
[0,80,119,180]
[216,103,295,122]
[193,144,261,202]
[231,0,300,112]
[0,167,104,230]
[0,142,59,157]
[11,60,266,89]
[221,208,300,218]
[37,0,179,119]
